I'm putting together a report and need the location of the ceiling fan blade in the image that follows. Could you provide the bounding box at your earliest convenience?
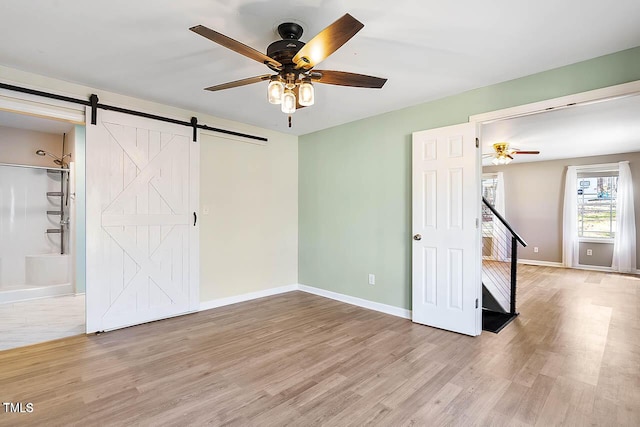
[293,14,364,70]
[310,70,387,88]
[514,150,540,154]
[482,154,494,158]
[205,74,272,92]
[507,154,514,160]
[190,25,282,69]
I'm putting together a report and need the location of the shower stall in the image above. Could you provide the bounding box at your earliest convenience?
[0,151,73,304]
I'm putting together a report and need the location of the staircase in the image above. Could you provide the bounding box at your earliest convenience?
[481,196,527,333]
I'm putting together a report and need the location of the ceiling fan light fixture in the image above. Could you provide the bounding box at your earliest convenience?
[493,154,511,165]
[298,79,314,106]
[192,14,386,124]
[267,77,284,104]
[281,90,296,114]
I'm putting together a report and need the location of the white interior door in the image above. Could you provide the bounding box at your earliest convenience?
[412,123,481,336]
[86,108,199,333]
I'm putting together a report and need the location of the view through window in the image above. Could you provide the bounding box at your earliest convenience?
[577,173,618,239]
[482,176,498,237]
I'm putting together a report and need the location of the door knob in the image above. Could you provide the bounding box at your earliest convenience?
[413,234,422,241]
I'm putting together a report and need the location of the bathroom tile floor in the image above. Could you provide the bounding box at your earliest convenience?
[0,294,85,351]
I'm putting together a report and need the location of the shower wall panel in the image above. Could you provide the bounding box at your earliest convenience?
[0,166,61,286]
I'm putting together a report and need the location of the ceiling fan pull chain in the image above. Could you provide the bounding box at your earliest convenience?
[288,115,292,128]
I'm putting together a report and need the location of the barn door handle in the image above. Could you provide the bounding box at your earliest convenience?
[193,212,197,226]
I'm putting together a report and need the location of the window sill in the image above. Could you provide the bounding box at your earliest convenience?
[578,238,614,244]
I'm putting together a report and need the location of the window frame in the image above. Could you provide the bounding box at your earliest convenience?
[575,163,619,243]
[481,173,498,238]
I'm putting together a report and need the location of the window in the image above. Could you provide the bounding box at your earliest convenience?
[482,175,498,237]
[577,171,618,240]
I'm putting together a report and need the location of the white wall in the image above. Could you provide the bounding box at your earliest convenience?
[200,134,298,300]
[0,125,62,167]
[0,65,299,302]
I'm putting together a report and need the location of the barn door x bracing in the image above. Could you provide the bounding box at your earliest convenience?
[86,109,199,333]
[412,123,481,336]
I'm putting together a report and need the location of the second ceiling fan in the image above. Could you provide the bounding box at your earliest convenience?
[484,142,540,165]
[190,13,387,122]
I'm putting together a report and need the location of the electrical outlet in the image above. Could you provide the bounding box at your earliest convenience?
[587,249,593,256]
[534,247,539,253]
[368,274,375,285]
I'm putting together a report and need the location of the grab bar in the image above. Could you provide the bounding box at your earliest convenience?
[46,228,62,234]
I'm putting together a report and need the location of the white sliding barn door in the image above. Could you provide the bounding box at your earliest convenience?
[412,123,481,336]
[86,109,199,333]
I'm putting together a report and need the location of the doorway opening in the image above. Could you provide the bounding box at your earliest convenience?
[477,88,640,271]
[0,110,85,350]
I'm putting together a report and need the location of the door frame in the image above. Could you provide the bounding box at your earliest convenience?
[469,80,640,129]
[410,80,640,335]
[469,79,640,274]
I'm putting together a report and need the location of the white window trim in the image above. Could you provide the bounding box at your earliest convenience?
[576,162,619,241]
[575,163,619,173]
[579,237,614,244]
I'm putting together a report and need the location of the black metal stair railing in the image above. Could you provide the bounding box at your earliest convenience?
[482,197,527,315]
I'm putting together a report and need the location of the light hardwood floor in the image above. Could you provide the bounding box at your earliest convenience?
[0,266,638,426]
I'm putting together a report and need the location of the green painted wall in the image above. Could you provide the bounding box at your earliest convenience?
[298,46,640,310]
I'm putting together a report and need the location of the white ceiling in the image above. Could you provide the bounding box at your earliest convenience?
[482,93,640,165]
[0,110,74,134]
[0,1,639,136]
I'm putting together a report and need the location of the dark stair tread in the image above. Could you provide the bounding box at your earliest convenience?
[482,309,518,333]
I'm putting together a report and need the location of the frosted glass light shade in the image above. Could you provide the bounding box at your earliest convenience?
[267,80,284,104]
[281,90,296,114]
[493,155,512,165]
[298,81,314,106]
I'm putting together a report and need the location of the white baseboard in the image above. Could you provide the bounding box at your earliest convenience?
[199,284,298,312]
[199,283,412,320]
[298,284,412,319]
[575,264,614,273]
[0,283,74,305]
[518,259,564,268]
[518,260,640,275]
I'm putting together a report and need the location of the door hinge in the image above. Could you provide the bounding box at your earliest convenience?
[475,218,479,228]
[475,138,479,148]
[475,298,479,309]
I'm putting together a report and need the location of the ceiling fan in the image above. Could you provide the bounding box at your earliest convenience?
[483,142,540,165]
[190,14,387,125]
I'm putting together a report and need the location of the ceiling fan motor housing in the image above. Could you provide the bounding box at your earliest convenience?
[266,39,305,70]
[266,23,306,72]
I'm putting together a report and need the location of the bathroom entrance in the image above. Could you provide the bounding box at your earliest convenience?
[0,110,85,350]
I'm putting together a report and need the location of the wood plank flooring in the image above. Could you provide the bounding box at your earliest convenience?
[0,265,638,426]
